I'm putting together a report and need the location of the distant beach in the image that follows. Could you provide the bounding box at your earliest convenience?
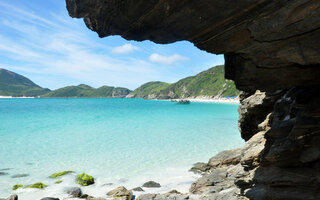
[171,97,239,104]
[0,96,35,99]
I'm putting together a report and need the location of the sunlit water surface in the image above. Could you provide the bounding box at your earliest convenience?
[0,98,243,199]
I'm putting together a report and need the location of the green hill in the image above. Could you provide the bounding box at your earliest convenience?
[0,68,49,97]
[127,65,239,99]
[42,84,131,98]
[126,81,170,99]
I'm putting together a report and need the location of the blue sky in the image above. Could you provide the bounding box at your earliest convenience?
[0,0,224,90]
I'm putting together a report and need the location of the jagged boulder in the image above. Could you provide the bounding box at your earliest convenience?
[107,186,133,200]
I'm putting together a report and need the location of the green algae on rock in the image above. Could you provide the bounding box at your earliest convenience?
[12,184,23,190]
[25,182,47,189]
[49,171,74,178]
[55,180,62,184]
[76,173,94,186]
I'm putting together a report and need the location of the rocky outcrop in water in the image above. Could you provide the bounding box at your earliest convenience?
[65,0,320,199]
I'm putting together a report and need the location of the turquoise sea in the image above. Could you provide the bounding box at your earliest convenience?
[0,98,243,199]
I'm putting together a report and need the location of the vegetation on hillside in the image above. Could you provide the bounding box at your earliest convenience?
[126,81,170,98]
[41,84,131,98]
[0,68,49,97]
[128,65,239,99]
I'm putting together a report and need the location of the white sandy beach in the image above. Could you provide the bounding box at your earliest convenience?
[0,96,35,99]
[172,97,239,104]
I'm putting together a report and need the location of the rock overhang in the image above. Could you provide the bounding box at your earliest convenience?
[66,0,320,92]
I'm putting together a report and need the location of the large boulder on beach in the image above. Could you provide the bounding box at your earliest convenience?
[142,181,161,188]
[208,149,241,168]
[106,186,133,200]
[76,173,94,186]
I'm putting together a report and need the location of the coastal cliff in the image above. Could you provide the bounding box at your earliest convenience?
[65,0,320,199]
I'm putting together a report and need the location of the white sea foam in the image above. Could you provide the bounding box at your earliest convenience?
[10,165,199,200]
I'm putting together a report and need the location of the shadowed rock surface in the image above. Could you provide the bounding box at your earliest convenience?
[66,0,320,92]
[66,0,320,199]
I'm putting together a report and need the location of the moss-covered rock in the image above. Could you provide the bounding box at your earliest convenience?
[12,184,23,190]
[55,180,62,184]
[76,173,94,186]
[49,171,74,178]
[25,182,47,189]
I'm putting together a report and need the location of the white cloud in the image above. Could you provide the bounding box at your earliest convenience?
[0,2,162,90]
[149,53,188,65]
[111,44,139,54]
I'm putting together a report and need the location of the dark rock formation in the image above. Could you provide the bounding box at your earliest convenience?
[142,181,161,188]
[66,0,320,92]
[65,187,82,197]
[66,0,320,199]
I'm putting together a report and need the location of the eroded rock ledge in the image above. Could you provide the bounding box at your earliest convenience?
[66,0,320,92]
[65,0,320,199]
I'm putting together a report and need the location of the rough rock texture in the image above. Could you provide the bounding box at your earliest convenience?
[66,0,320,92]
[107,186,133,200]
[238,91,284,140]
[66,1,320,199]
[65,187,82,197]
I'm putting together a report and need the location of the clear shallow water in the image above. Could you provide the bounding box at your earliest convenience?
[0,98,243,199]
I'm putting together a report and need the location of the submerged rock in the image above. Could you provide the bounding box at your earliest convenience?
[132,187,144,192]
[0,168,12,171]
[11,174,29,178]
[25,182,47,189]
[142,181,161,188]
[40,198,59,200]
[107,186,133,200]
[65,187,82,197]
[0,172,9,176]
[55,180,62,184]
[49,171,73,178]
[12,184,23,190]
[76,173,94,186]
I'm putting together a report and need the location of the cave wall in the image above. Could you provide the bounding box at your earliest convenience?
[65,0,320,199]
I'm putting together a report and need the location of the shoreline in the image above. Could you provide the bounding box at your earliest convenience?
[171,98,239,104]
[1,165,199,200]
[0,96,240,104]
[0,96,35,99]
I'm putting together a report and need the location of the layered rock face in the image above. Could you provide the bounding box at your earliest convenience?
[66,0,320,199]
[66,0,320,92]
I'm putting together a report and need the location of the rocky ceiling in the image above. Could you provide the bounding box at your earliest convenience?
[66,0,320,92]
